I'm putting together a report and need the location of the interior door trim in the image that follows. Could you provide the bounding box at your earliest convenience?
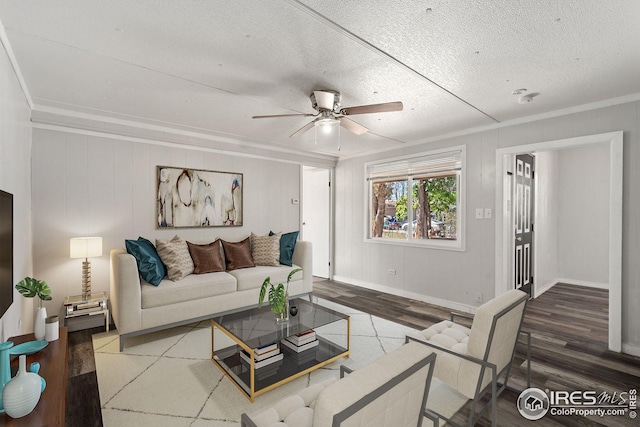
[495,131,623,353]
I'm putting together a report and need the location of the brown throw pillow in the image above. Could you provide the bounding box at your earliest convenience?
[221,237,255,271]
[187,240,225,274]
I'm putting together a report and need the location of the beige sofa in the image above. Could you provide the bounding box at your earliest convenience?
[110,241,312,351]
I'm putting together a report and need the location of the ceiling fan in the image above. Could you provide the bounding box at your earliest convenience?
[252,90,403,137]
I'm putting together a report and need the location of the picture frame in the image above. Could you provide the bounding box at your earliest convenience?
[156,166,243,228]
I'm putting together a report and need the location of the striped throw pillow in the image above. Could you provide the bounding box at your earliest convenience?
[155,235,194,281]
[251,232,281,266]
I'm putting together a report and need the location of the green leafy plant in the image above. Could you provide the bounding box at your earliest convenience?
[15,277,52,308]
[258,268,302,316]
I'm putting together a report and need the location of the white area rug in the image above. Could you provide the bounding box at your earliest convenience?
[92,298,419,426]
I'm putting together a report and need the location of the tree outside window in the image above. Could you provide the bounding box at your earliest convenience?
[367,147,463,248]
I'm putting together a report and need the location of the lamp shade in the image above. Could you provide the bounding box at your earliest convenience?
[70,237,103,259]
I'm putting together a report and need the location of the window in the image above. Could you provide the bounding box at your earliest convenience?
[365,146,465,250]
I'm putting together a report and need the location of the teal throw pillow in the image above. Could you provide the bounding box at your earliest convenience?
[125,237,166,286]
[270,230,299,266]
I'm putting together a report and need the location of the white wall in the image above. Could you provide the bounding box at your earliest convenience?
[31,128,302,321]
[335,134,494,311]
[557,144,609,285]
[334,100,640,350]
[0,41,32,340]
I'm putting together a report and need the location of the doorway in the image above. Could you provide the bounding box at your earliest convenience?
[495,132,623,352]
[302,166,332,278]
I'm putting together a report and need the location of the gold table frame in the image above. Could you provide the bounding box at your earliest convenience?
[211,306,350,402]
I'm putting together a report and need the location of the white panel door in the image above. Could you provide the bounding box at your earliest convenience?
[302,167,330,278]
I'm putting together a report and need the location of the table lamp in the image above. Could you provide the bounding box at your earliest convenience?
[70,237,103,299]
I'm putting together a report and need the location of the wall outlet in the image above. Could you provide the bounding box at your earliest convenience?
[476,292,483,303]
[388,268,396,275]
[484,208,492,219]
[475,208,484,219]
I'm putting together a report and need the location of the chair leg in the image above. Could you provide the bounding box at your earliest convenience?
[424,409,439,427]
[491,376,497,427]
[526,331,532,388]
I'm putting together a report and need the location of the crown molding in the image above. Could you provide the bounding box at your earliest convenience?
[30,105,338,168]
[340,93,640,161]
[0,19,33,109]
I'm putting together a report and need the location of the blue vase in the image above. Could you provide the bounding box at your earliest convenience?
[0,340,15,413]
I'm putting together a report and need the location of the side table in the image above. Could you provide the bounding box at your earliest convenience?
[63,291,109,331]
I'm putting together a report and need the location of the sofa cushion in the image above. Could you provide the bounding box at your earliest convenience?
[251,232,281,266]
[140,271,237,309]
[125,237,166,286]
[270,230,299,266]
[221,237,255,271]
[155,235,194,281]
[187,240,225,274]
[229,265,303,292]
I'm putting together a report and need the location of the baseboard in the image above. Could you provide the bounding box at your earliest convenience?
[332,275,477,314]
[622,343,640,357]
[534,280,558,298]
[535,278,609,298]
[555,278,609,290]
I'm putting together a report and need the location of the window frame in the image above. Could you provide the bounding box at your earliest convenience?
[364,145,466,251]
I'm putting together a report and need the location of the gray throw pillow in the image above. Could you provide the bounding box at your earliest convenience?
[251,232,281,266]
[155,235,194,281]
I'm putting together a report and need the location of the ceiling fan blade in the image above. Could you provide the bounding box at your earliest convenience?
[339,117,368,135]
[289,120,316,138]
[313,90,336,110]
[340,101,403,116]
[252,113,315,119]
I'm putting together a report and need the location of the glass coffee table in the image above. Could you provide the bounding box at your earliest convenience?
[211,298,350,401]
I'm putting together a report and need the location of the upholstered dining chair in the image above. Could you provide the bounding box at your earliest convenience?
[407,289,530,427]
[241,340,437,427]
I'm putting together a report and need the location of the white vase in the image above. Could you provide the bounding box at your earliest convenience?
[34,307,47,341]
[2,355,42,418]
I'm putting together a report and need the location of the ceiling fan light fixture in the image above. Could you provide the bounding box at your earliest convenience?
[314,116,339,134]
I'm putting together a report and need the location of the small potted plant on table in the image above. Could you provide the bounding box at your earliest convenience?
[258,268,301,323]
[15,277,52,341]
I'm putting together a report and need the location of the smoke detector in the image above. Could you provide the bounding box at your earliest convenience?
[519,93,538,104]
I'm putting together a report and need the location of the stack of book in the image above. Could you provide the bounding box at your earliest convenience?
[240,342,284,380]
[281,330,319,364]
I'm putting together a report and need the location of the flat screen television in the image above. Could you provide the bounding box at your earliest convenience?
[0,189,13,318]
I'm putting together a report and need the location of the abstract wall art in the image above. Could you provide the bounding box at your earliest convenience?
[156,166,243,228]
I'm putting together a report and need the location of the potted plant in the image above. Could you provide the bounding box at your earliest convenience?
[15,277,52,340]
[258,268,301,322]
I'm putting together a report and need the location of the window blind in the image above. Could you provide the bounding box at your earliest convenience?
[367,149,462,182]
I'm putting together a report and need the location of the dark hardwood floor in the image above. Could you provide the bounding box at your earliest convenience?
[66,280,639,426]
[67,327,104,427]
[313,279,640,427]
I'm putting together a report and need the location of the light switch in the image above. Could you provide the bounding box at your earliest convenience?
[291,198,299,205]
[475,208,484,219]
[484,208,492,219]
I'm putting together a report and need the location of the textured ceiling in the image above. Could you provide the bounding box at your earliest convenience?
[1,0,639,159]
